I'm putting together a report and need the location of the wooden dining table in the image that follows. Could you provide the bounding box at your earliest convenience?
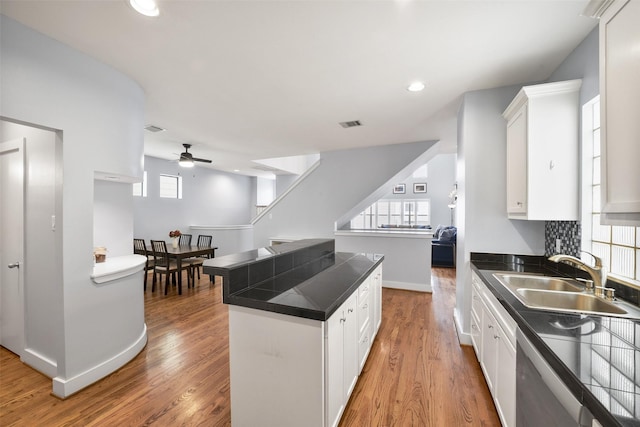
[165,245,216,294]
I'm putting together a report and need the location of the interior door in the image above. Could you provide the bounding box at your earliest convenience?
[0,138,25,356]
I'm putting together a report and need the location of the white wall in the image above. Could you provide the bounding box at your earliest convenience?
[276,174,298,199]
[454,85,545,342]
[454,28,600,343]
[1,15,146,397]
[133,156,254,242]
[94,180,134,257]
[252,141,438,247]
[370,153,456,228]
[335,232,432,292]
[257,176,276,206]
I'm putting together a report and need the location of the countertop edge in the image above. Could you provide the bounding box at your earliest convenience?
[227,254,384,321]
[91,254,146,284]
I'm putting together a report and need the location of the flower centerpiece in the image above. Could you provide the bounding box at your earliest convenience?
[169,229,181,248]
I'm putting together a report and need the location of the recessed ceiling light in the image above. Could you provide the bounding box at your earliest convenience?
[128,0,159,17]
[234,169,240,172]
[407,82,426,92]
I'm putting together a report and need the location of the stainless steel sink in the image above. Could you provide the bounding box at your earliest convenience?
[492,272,640,318]
[493,273,583,292]
[516,289,627,315]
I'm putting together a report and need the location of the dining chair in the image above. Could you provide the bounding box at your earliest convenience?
[133,238,156,291]
[179,233,192,246]
[189,235,213,281]
[150,239,192,294]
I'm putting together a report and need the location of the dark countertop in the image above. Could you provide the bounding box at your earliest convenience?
[471,256,640,427]
[220,251,383,321]
[204,238,334,270]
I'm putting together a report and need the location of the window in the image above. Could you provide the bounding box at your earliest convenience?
[132,171,147,197]
[582,102,639,421]
[350,199,430,229]
[159,174,182,199]
[582,96,639,283]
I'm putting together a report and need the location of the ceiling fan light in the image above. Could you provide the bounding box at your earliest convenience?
[129,0,159,17]
[179,158,194,168]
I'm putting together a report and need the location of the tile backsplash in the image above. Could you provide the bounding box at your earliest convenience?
[545,221,581,257]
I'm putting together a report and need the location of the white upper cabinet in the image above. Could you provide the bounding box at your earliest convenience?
[597,0,640,225]
[502,79,582,220]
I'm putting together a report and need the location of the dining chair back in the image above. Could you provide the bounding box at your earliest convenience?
[179,233,192,246]
[150,239,192,294]
[188,234,215,281]
[197,235,213,250]
[134,238,155,291]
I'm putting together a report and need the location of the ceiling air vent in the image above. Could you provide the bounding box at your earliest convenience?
[339,120,362,129]
[144,124,166,133]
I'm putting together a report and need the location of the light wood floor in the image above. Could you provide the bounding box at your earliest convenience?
[0,268,500,426]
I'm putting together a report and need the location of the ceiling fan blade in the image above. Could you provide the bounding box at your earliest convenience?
[193,157,212,163]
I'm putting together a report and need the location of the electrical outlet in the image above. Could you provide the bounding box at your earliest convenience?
[555,238,562,253]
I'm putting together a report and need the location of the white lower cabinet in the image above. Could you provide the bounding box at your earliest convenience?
[228,266,381,427]
[472,271,516,427]
[495,323,516,426]
[371,265,382,336]
[357,278,372,373]
[326,291,358,427]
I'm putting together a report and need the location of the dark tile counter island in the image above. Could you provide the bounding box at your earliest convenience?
[203,239,384,427]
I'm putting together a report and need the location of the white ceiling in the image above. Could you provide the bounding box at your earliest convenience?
[0,0,597,177]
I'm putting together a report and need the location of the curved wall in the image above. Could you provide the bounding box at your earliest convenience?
[1,15,146,397]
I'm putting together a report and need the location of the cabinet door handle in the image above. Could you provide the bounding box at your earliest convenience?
[471,324,478,331]
[363,304,368,309]
[488,325,493,329]
[340,317,346,323]
[494,335,500,340]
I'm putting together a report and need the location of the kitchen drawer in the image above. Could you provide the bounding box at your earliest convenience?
[358,290,371,335]
[359,278,371,300]
[471,285,482,320]
[358,321,372,373]
[470,310,481,358]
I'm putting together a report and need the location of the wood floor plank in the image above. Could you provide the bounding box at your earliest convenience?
[0,268,499,426]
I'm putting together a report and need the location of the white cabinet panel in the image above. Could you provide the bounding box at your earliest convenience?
[506,104,528,214]
[326,302,346,427]
[372,265,383,336]
[502,80,581,220]
[599,0,640,225]
[495,323,516,427]
[471,271,516,427]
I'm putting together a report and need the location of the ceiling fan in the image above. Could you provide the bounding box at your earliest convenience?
[178,143,212,168]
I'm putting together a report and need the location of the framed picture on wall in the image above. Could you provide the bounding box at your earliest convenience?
[393,184,406,194]
[413,183,427,193]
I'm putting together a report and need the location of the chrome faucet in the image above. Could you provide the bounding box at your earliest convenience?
[548,252,608,290]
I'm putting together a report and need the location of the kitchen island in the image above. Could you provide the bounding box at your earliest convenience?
[203,239,383,427]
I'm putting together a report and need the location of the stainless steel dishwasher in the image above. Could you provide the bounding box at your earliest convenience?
[516,328,594,426]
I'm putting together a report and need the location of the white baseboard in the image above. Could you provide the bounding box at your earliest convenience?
[22,348,57,378]
[453,308,472,345]
[383,280,432,293]
[52,324,148,398]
